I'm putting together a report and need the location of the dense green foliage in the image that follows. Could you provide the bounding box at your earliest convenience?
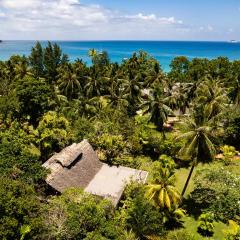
[0,42,240,239]
[44,189,120,240]
[118,183,165,238]
[191,166,240,224]
[223,220,240,240]
[197,212,215,237]
[0,177,44,240]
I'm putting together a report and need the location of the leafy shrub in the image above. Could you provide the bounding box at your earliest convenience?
[220,145,239,165]
[223,220,240,240]
[143,132,183,159]
[73,117,96,142]
[148,155,176,186]
[0,93,19,121]
[44,188,119,240]
[222,109,240,148]
[0,177,45,240]
[20,225,31,240]
[158,154,176,173]
[0,124,46,183]
[94,133,126,165]
[197,212,215,237]
[37,111,71,159]
[118,183,165,238]
[191,166,240,223]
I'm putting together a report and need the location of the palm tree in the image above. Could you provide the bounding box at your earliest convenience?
[106,76,129,110]
[229,77,240,107]
[88,48,97,58]
[122,71,144,99]
[146,168,181,210]
[88,48,98,65]
[73,59,88,88]
[145,61,168,90]
[84,65,106,98]
[230,60,240,106]
[14,57,32,79]
[20,225,31,240]
[57,63,81,100]
[0,73,10,96]
[143,87,173,134]
[165,87,182,111]
[195,78,229,120]
[49,86,68,111]
[66,96,101,119]
[167,82,195,114]
[0,63,14,96]
[177,116,216,196]
[123,52,140,70]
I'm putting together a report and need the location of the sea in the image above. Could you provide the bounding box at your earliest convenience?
[0,40,240,71]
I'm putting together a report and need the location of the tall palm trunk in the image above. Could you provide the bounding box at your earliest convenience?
[181,164,195,197]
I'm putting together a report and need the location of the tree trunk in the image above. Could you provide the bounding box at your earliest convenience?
[181,164,195,197]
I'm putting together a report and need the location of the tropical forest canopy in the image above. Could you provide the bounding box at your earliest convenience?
[0,41,240,240]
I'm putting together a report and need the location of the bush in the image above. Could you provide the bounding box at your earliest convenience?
[44,188,120,240]
[94,133,126,165]
[118,183,165,238]
[158,154,176,172]
[37,111,71,160]
[223,220,240,240]
[73,117,96,142]
[164,229,196,240]
[0,124,46,183]
[197,212,215,237]
[191,166,240,223]
[0,177,45,240]
[220,145,239,165]
[15,76,53,125]
[223,109,240,148]
[143,132,183,159]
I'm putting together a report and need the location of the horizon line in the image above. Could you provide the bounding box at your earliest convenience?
[1,39,236,43]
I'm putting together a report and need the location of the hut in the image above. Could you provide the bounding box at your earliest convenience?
[43,140,148,206]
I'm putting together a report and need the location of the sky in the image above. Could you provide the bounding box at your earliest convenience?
[0,0,239,40]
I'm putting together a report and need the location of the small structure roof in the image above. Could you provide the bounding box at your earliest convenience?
[43,140,103,192]
[43,140,148,206]
[85,164,148,206]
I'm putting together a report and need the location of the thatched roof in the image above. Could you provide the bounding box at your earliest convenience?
[43,140,148,206]
[43,140,103,192]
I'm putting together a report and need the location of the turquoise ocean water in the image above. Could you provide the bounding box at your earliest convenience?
[0,41,239,71]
